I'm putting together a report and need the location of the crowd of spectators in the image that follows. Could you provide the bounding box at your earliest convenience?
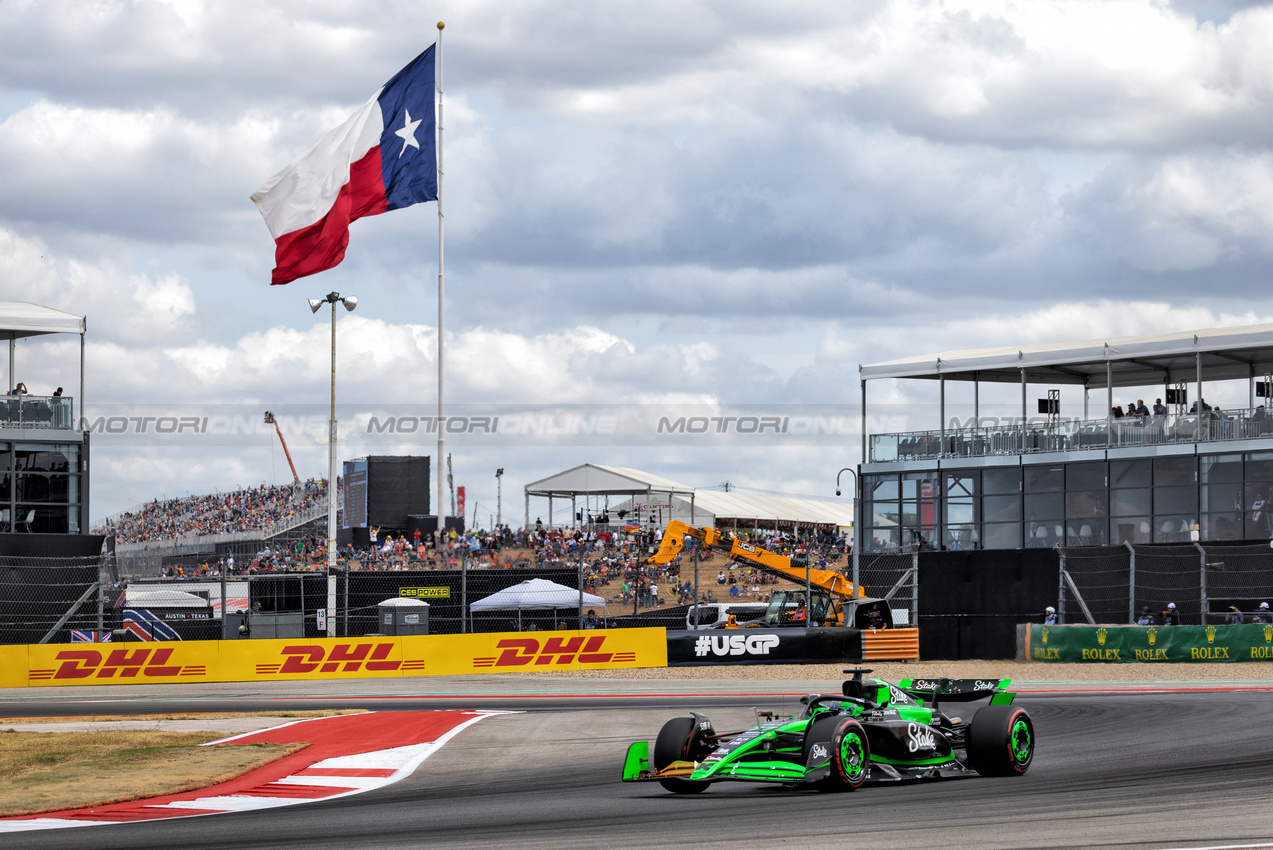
[96,479,330,544]
[121,502,852,614]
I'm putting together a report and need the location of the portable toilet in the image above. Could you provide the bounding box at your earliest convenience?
[377,597,429,635]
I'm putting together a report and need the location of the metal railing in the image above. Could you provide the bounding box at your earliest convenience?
[0,395,74,430]
[870,407,1273,463]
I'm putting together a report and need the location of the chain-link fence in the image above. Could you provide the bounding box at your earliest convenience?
[856,552,919,626]
[1059,542,1273,625]
[0,554,116,644]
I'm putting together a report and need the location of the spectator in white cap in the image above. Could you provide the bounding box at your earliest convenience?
[1255,602,1273,624]
[1043,605,1058,625]
[1163,602,1181,626]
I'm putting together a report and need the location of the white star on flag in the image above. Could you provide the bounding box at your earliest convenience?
[395,109,422,158]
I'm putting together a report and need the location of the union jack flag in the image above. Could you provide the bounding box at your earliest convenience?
[122,609,182,641]
[70,630,112,643]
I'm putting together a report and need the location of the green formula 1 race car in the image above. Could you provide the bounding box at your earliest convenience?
[622,669,1033,793]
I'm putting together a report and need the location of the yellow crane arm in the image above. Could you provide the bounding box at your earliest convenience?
[648,520,864,599]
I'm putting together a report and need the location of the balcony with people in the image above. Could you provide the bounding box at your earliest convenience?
[869,403,1273,463]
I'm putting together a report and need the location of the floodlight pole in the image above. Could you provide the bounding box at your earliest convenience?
[496,468,504,528]
[836,466,860,613]
[310,291,356,636]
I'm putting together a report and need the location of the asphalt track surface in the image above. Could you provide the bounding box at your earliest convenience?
[5,684,1273,849]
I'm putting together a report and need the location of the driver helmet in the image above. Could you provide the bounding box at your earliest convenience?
[1045,606,1055,614]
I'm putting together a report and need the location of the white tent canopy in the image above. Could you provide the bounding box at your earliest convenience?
[469,578,605,612]
[0,302,86,338]
[0,301,87,412]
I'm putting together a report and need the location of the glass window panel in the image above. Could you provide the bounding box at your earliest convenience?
[942,524,977,552]
[1070,518,1106,546]
[0,443,10,472]
[16,504,68,534]
[1066,462,1106,491]
[1244,483,1273,510]
[1201,513,1242,541]
[14,446,72,473]
[982,468,1020,495]
[871,504,900,528]
[1201,454,1243,484]
[15,474,69,503]
[1111,518,1152,545]
[945,500,975,526]
[1110,459,1151,489]
[1246,453,1273,483]
[1154,486,1197,515]
[1154,456,1195,486]
[1024,493,1063,520]
[1153,515,1193,543]
[900,472,940,500]
[867,528,900,551]
[944,471,979,499]
[1111,488,1152,517]
[899,502,938,530]
[982,494,1020,523]
[1066,490,1107,519]
[1203,482,1242,515]
[983,522,1019,550]
[866,475,899,501]
[1024,465,1064,493]
[1247,501,1273,540]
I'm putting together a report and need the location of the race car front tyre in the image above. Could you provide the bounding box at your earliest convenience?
[966,705,1034,777]
[825,718,870,790]
[653,716,711,794]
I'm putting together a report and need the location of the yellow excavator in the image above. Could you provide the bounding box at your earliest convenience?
[648,521,892,630]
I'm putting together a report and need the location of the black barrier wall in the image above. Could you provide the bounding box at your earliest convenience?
[917,549,1058,660]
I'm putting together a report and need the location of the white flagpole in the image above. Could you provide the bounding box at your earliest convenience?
[435,21,446,535]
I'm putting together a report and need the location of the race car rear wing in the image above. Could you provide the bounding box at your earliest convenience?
[897,677,1016,706]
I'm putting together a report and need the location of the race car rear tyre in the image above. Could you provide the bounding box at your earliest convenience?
[966,705,1034,777]
[825,718,870,791]
[653,716,711,794]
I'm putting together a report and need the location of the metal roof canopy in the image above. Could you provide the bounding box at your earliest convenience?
[859,323,1273,388]
[523,464,852,528]
[524,463,696,498]
[608,492,855,528]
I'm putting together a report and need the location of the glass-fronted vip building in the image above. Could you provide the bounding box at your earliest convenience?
[0,303,88,535]
[858,325,1273,552]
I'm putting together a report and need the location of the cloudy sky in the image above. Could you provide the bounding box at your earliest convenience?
[3,0,1273,527]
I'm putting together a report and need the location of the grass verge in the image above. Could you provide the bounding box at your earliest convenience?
[0,729,307,816]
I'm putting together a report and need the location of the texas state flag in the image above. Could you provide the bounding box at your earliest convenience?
[251,45,438,285]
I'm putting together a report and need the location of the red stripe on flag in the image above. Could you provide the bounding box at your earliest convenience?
[271,147,388,285]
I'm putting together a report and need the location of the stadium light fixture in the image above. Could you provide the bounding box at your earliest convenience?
[311,290,357,634]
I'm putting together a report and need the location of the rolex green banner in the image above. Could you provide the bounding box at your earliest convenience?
[1027,623,1273,663]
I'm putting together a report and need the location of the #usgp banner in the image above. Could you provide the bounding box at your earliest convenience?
[1027,623,1273,663]
[666,627,862,666]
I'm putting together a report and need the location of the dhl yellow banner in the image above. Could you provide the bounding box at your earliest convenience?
[0,629,667,688]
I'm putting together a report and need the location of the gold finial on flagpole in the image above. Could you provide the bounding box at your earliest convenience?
[437,21,445,29]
